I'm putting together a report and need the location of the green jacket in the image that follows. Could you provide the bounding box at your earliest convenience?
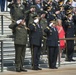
[10,3,26,21]
[9,23,27,45]
[40,18,47,36]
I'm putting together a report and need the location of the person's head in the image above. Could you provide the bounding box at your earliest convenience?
[47,6,52,11]
[58,0,64,6]
[57,19,62,26]
[35,0,41,4]
[17,0,21,4]
[48,0,52,5]
[67,13,72,20]
[66,0,72,5]
[49,20,56,27]
[66,9,72,14]
[30,5,36,12]
[55,6,60,14]
[33,15,40,23]
[40,11,46,18]
[52,21,56,27]
[60,6,64,11]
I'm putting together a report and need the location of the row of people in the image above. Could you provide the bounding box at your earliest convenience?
[9,14,60,72]
[8,0,76,72]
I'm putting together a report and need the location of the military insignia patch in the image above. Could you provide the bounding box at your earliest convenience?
[33,23,36,27]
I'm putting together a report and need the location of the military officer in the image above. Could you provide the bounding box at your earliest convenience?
[35,0,43,15]
[44,19,59,69]
[8,0,26,21]
[27,5,37,26]
[65,13,75,61]
[73,11,76,34]
[46,6,55,25]
[39,11,48,54]
[8,0,26,34]
[29,15,43,70]
[9,18,27,72]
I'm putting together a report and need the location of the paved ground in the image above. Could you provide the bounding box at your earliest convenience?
[0,64,76,75]
[0,58,76,75]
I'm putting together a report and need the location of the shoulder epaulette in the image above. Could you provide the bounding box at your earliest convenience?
[46,26,50,30]
[32,23,36,27]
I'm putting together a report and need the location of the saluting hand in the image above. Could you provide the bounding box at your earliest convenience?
[20,20,26,25]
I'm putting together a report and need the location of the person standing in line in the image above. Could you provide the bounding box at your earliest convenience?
[8,0,29,72]
[29,15,43,70]
[65,13,75,61]
[7,0,26,34]
[44,20,59,69]
[56,19,65,61]
[9,18,28,72]
[39,11,48,54]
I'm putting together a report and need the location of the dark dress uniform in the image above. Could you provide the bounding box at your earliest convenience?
[29,22,43,70]
[73,14,76,34]
[44,26,59,69]
[35,3,43,15]
[9,22,27,72]
[65,19,75,61]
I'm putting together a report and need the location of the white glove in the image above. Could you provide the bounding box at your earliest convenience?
[49,23,53,27]
[16,19,22,24]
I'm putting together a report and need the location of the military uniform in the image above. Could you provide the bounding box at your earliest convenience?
[65,18,75,61]
[28,11,37,26]
[29,21,43,70]
[44,23,59,69]
[8,2,26,21]
[35,2,43,15]
[9,22,27,72]
[39,12,48,54]
[24,5,37,27]
[73,13,76,34]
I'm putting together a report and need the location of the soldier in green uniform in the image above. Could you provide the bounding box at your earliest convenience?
[39,11,48,54]
[27,5,37,26]
[8,0,26,21]
[8,0,29,72]
[9,18,28,72]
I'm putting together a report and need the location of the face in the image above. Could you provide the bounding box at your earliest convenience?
[49,22,56,27]
[57,19,62,26]
[34,18,39,23]
[31,7,36,12]
[52,23,56,27]
[17,0,21,4]
[41,14,46,18]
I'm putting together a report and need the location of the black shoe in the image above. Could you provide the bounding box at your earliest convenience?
[20,68,27,72]
[65,59,71,62]
[54,67,58,69]
[49,67,58,69]
[32,68,38,70]
[32,67,42,70]
[16,69,21,72]
[37,68,42,70]
[70,59,75,61]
